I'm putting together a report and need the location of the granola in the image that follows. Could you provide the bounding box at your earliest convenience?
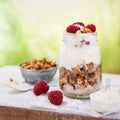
[59,62,102,91]
[20,58,56,70]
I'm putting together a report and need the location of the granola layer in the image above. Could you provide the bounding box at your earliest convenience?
[59,62,102,95]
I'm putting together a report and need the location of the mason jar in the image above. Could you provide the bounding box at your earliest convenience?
[59,31,102,98]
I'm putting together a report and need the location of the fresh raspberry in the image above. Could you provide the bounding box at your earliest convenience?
[72,22,84,26]
[86,24,96,32]
[48,90,63,105]
[66,25,80,33]
[33,80,49,96]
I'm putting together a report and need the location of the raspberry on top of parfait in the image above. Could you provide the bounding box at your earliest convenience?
[66,22,96,34]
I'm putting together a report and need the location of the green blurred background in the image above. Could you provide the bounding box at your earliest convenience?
[0,0,120,73]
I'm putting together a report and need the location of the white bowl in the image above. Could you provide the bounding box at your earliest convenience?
[90,89,120,113]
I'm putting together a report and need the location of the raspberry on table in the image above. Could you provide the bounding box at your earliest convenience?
[33,80,49,96]
[48,90,63,105]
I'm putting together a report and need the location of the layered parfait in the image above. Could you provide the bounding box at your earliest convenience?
[59,22,102,98]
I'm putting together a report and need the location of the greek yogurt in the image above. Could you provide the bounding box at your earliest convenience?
[90,89,120,113]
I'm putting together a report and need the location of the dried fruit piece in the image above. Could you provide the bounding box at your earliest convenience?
[85,41,90,45]
[33,80,49,96]
[48,90,63,105]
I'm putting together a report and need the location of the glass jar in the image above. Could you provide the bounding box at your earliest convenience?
[59,31,102,98]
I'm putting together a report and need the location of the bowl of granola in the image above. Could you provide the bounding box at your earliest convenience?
[19,58,57,84]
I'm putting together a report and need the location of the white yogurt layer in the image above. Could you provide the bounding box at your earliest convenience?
[63,84,100,96]
[59,32,101,70]
[63,31,97,47]
[59,46,101,70]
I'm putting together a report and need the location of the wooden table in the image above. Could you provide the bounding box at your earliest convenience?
[0,106,113,120]
[0,66,120,120]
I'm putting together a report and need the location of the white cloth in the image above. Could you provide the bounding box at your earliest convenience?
[0,66,120,119]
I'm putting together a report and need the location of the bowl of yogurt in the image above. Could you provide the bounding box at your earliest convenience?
[90,89,120,113]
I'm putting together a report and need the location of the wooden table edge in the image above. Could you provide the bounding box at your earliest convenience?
[0,105,115,120]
